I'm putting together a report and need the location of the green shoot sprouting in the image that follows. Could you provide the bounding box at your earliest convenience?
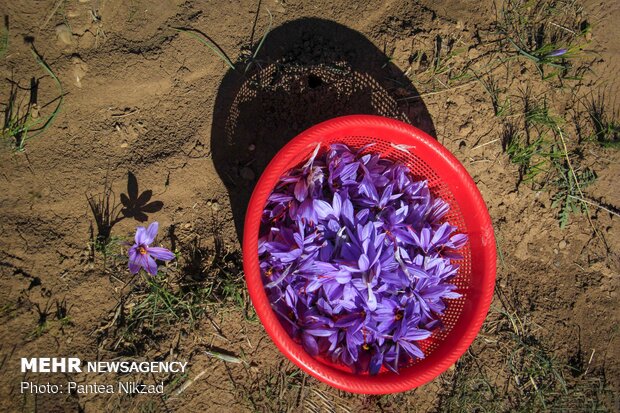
[1,45,64,151]
[171,27,236,71]
[501,94,599,227]
[477,73,511,116]
[244,9,272,74]
[551,164,596,228]
[172,9,273,75]
[584,91,620,148]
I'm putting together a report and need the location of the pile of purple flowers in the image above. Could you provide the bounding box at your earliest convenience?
[259,143,467,374]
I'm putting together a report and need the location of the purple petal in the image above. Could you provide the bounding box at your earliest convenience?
[358,254,370,271]
[369,350,384,375]
[366,284,377,311]
[443,290,462,299]
[143,254,158,275]
[314,199,335,220]
[148,247,175,261]
[305,329,334,337]
[135,226,147,245]
[302,333,319,356]
[420,227,431,250]
[144,222,159,245]
[449,233,468,249]
[332,192,342,216]
[339,162,359,182]
[128,247,141,274]
[399,340,425,359]
[428,199,449,223]
[341,198,355,225]
[403,328,432,341]
[431,222,450,242]
[546,48,568,57]
[285,285,298,309]
[294,179,307,202]
[269,192,293,203]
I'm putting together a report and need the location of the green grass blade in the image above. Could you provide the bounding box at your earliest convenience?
[19,46,64,150]
[172,27,236,72]
[252,9,272,60]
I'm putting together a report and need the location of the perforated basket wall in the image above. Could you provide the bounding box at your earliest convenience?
[243,115,496,394]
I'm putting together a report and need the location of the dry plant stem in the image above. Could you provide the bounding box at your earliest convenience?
[172,369,208,397]
[110,109,140,118]
[39,0,64,33]
[171,27,236,71]
[567,195,620,218]
[398,79,477,101]
[473,138,500,150]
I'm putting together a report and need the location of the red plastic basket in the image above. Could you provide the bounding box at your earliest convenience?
[243,115,496,394]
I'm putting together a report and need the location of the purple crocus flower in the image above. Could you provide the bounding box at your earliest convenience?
[128,222,175,275]
[259,143,468,374]
[546,48,568,58]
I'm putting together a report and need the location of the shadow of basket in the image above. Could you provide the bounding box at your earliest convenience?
[211,18,435,241]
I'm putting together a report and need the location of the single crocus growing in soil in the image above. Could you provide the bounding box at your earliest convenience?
[128,222,175,275]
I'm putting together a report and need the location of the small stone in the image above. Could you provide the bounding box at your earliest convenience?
[55,24,74,45]
[72,56,88,88]
[459,122,472,137]
[120,142,128,148]
[553,249,559,255]
[66,9,81,18]
[211,201,221,211]
[248,144,256,151]
[78,31,96,49]
[272,0,286,13]
[559,240,567,249]
[240,167,255,181]
[468,47,481,60]
[30,104,40,119]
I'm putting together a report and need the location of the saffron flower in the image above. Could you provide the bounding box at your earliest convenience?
[545,48,568,58]
[128,222,175,275]
[259,143,467,374]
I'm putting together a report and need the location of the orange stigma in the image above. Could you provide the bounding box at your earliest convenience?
[138,246,148,255]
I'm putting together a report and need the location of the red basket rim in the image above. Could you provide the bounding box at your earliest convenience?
[242,115,496,394]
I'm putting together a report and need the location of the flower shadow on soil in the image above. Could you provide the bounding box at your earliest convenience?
[211,18,436,241]
[87,171,164,252]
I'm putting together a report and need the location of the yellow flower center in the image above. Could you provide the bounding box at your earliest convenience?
[138,246,148,255]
